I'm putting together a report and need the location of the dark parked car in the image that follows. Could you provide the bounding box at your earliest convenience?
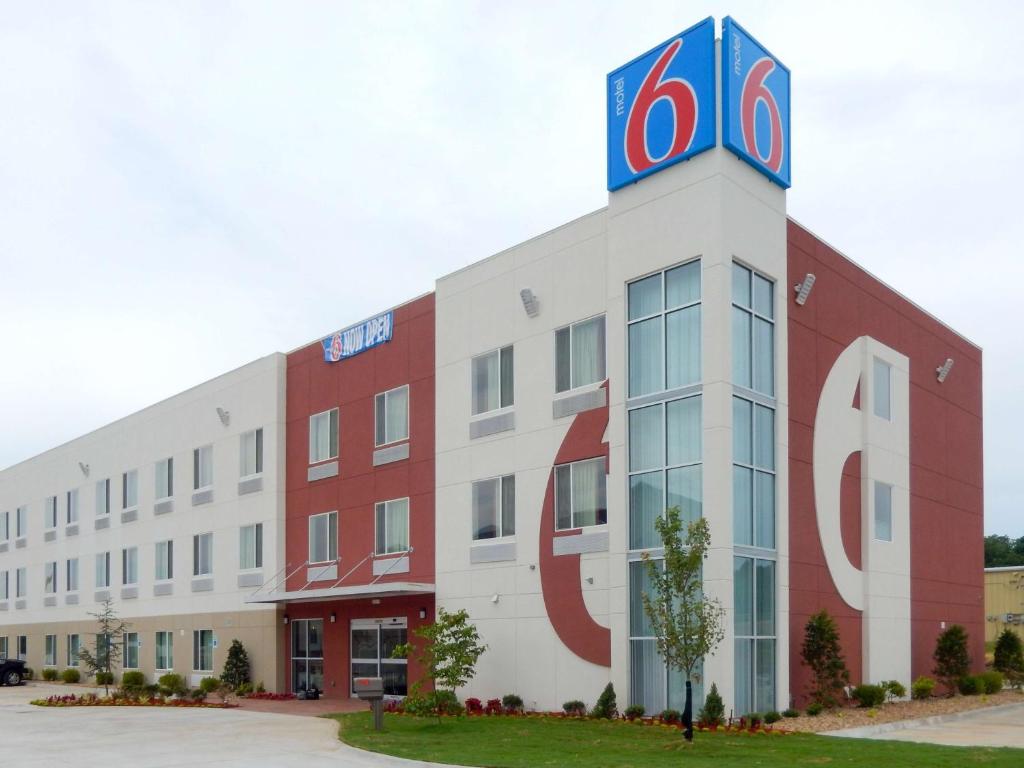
[0,656,27,686]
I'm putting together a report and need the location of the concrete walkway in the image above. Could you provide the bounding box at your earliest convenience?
[823,701,1024,748]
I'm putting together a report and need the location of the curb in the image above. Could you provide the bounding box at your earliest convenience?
[820,701,1024,739]
[336,740,477,768]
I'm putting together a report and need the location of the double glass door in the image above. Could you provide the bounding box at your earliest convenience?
[292,619,324,693]
[351,617,407,697]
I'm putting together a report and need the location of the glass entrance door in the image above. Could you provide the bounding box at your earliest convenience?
[291,619,324,693]
[350,617,407,697]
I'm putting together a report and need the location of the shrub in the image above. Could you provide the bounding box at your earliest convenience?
[235,682,253,697]
[806,702,823,716]
[256,681,266,693]
[465,697,483,714]
[121,671,146,692]
[624,704,645,720]
[660,708,681,724]
[61,668,81,684]
[956,675,983,696]
[697,682,724,727]
[484,698,502,715]
[563,700,587,716]
[746,712,763,727]
[189,689,207,701]
[911,676,936,700]
[502,693,524,714]
[158,673,187,697]
[994,628,1024,674]
[405,690,464,717]
[221,639,251,690]
[852,684,886,708]
[764,710,781,724]
[198,677,221,695]
[95,671,114,686]
[782,708,799,718]
[590,683,617,719]
[41,668,59,682]
[933,625,970,694]
[801,610,850,707]
[881,679,906,701]
[981,671,1004,694]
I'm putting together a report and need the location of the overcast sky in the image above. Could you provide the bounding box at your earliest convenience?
[0,1,1020,534]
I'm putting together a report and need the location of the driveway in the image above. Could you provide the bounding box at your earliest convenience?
[824,701,1024,749]
[0,683,432,768]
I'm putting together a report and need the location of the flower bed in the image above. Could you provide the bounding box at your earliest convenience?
[243,692,296,701]
[31,693,235,708]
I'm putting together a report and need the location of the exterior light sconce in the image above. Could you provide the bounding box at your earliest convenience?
[585,577,594,585]
[330,612,337,624]
[793,273,816,305]
[372,598,381,605]
[490,593,500,604]
[528,564,536,571]
[78,462,90,477]
[216,407,231,426]
[520,288,540,318]
[283,614,290,625]
[418,607,427,620]
[936,358,954,383]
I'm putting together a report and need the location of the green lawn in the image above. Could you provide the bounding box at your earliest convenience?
[330,712,1023,768]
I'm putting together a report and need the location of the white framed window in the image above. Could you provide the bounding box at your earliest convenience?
[156,457,174,500]
[875,481,893,542]
[309,409,339,464]
[375,498,410,555]
[240,524,263,570]
[375,386,410,446]
[44,634,57,667]
[873,358,892,421]
[193,446,213,491]
[95,552,111,588]
[16,635,27,660]
[156,631,173,670]
[0,570,7,600]
[123,632,139,669]
[472,475,516,540]
[732,262,775,397]
[471,346,514,415]
[155,540,174,581]
[67,634,80,667]
[16,567,27,598]
[44,495,58,530]
[66,489,79,524]
[193,629,214,672]
[122,469,138,509]
[556,315,606,393]
[45,561,58,594]
[95,479,110,516]
[0,636,7,658]
[240,428,264,478]
[0,511,7,541]
[555,457,607,531]
[122,547,139,586]
[308,512,337,564]
[193,533,213,577]
[66,558,79,592]
[16,505,28,537]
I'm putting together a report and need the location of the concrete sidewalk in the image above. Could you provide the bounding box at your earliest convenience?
[823,701,1024,748]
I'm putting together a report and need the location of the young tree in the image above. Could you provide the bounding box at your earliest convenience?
[993,628,1024,678]
[77,598,128,696]
[221,639,251,690]
[800,610,850,708]
[640,510,725,743]
[933,624,970,695]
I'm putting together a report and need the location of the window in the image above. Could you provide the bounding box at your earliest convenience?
[0,570,7,600]
[732,263,775,396]
[95,479,110,516]
[0,511,7,541]
[193,629,214,672]
[628,261,701,397]
[123,632,139,669]
[0,637,7,659]
[16,567,26,598]
[156,631,174,670]
[16,505,28,537]
[875,482,893,542]
[308,512,337,564]
[472,475,516,540]
[43,561,57,594]
[193,533,213,577]
[471,346,514,415]
[66,489,79,524]
[193,446,213,490]
[240,428,263,477]
[556,316,606,393]
[375,386,409,446]
[66,559,79,592]
[239,524,263,570]
[155,540,174,581]
[555,457,607,530]
[17,635,27,660]
[733,396,776,549]
[375,498,410,555]
[95,552,111,589]
[45,496,58,530]
[122,547,138,585]
[67,634,80,667]
[734,556,776,715]
[44,634,57,667]
[873,359,892,420]
[156,457,174,500]
[309,409,339,464]
[122,469,138,509]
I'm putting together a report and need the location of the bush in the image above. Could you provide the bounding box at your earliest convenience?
[980,671,1004,694]
[198,677,221,695]
[956,675,983,696]
[405,690,464,717]
[465,697,483,714]
[764,710,781,724]
[806,702,823,716]
[745,712,763,727]
[158,673,188,697]
[881,679,906,701]
[221,639,251,690]
[190,689,207,701]
[256,681,266,694]
[934,625,970,694]
[563,700,586,716]
[852,684,886,708]
[801,610,850,708]
[95,671,114,685]
[502,693,524,714]
[660,708,681,724]
[235,682,253,697]
[121,671,146,692]
[911,676,936,700]
[61,668,81,684]
[624,704,645,720]
[41,668,59,682]
[485,698,502,715]
[697,682,724,727]
[994,629,1024,674]
[782,708,799,718]
[590,683,617,719]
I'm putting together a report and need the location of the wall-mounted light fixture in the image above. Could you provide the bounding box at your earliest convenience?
[282,613,290,625]
[330,612,337,624]
[585,576,594,585]
[490,593,500,604]
[519,288,540,318]
[216,407,231,426]
[793,273,816,306]
[936,358,954,383]
[78,462,90,477]
[418,607,427,620]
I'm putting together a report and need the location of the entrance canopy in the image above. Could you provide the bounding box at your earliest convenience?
[245,581,435,605]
